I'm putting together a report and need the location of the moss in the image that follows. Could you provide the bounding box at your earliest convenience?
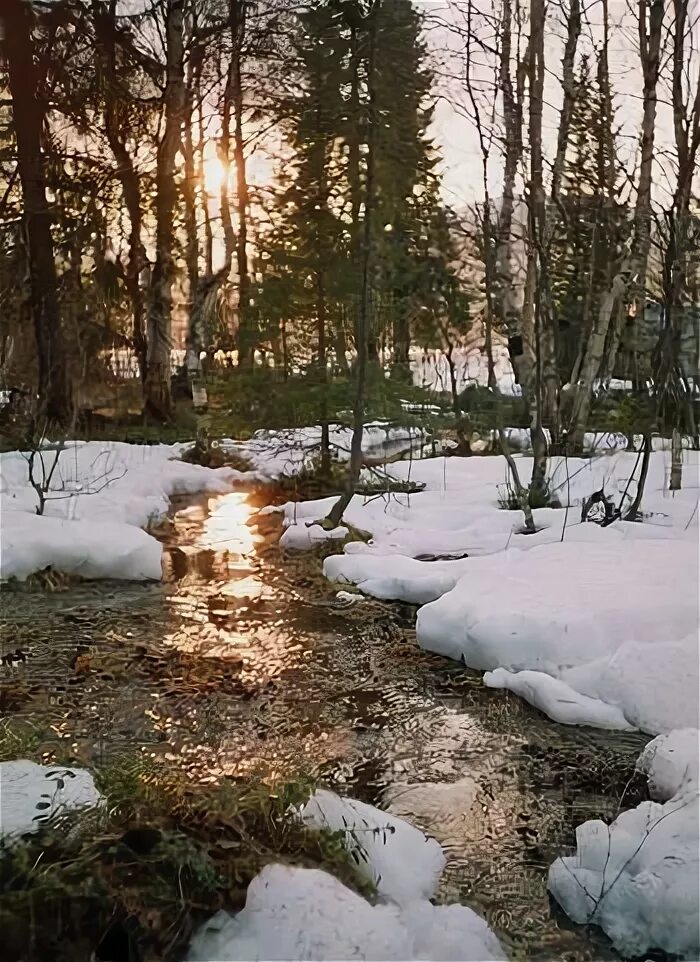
[0,753,372,962]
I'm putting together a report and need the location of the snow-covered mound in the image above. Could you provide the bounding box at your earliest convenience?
[416,540,697,734]
[300,789,445,904]
[0,441,243,581]
[188,790,505,960]
[186,864,506,962]
[280,450,700,561]
[549,729,700,959]
[0,760,102,841]
[324,552,472,605]
[221,421,423,480]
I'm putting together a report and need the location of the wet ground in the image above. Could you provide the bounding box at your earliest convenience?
[0,486,650,961]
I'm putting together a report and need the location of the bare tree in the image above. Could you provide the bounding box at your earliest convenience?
[568,0,665,451]
[93,0,150,384]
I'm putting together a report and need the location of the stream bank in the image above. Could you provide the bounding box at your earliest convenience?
[0,484,650,961]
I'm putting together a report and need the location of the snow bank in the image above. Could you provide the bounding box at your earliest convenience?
[0,760,102,842]
[0,441,242,581]
[549,729,700,959]
[280,450,699,563]
[417,540,697,734]
[300,789,445,904]
[221,421,423,480]
[186,864,506,962]
[324,552,472,604]
[484,668,636,731]
[416,540,696,672]
[0,511,163,581]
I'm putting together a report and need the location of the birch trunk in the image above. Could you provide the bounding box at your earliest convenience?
[569,0,664,451]
[145,0,185,420]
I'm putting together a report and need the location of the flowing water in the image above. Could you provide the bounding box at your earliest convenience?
[0,486,651,961]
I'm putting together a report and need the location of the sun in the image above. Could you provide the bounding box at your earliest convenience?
[203,156,228,195]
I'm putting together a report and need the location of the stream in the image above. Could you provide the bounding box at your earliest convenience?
[1,484,651,962]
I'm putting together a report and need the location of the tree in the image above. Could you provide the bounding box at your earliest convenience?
[3,0,72,424]
[325,0,380,530]
[144,0,186,420]
[568,0,665,452]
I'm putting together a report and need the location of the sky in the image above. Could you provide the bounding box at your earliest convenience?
[417,0,700,210]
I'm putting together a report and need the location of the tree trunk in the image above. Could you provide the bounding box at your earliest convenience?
[528,0,558,479]
[624,431,652,519]
[325,2,380,529]
[144,0,185,420]
[670,428,682,490]
[93,0,149,384]
[183,38,201,353]
[228,0,254,368]
[569,0,664,450]
[5,0,72,424]
[196,66,214,278]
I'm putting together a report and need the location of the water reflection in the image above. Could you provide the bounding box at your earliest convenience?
[1,486,650,961]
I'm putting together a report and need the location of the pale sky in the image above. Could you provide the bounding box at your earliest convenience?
[418,0,700,210]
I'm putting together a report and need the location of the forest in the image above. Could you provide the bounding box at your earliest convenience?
[0,1,698,961]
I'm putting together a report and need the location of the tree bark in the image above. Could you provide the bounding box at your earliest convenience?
[5,0,72,424]
[569,0,664,451]
[94,0,149,383]
[325,1,380,529]
[228,0,254,368]
[183,28,201,353]
[526,0,552,497]
[144,0,185,420]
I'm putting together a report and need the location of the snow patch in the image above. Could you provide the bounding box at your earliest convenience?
[186,864,507,962]
[300,788,445,905]
[549,729,700,959]
[0,760,102,841]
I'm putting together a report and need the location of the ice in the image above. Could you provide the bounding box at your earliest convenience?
[549,729,700,958]
[186,864,507,962]
[0,760,102,841]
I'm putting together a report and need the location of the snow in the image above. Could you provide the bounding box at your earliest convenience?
[325,552,472,604]
[280,450,699,565]
[186,864,506,962]
[417,540,697,734]
[220,421,423,480]
[0,510,163,581]
[0,441,243,581]
[0,760,102,842]
[637,728,700,801]
[549,728,700,959]
[283,450,698,737]
[300,788,445,904]
[484,668,636,731]
[187,789,505,960]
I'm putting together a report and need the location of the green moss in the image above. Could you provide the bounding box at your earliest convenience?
[0,752,372,962]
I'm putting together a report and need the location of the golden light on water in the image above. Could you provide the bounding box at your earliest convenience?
[202,491,261,556]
